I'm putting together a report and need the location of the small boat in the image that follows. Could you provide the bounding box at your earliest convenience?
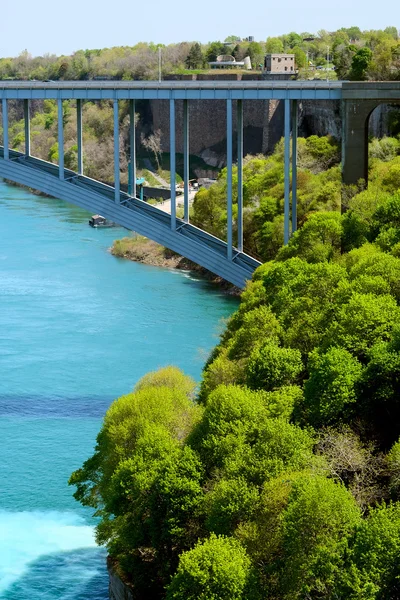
[89,215,116,228]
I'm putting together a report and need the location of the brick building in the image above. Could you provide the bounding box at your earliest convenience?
[264,54,296,74]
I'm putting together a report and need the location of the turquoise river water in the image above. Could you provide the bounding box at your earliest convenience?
[0,179,238,599]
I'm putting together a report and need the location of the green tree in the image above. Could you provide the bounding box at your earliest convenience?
[265,37,284,53]
[293,46,307,68]
[224,35,241,43]
[246,342,303,391]
[166,534,258,600]
[205,41,226,62]
[350,47,373,80]
[246,42,264,68]
[189,384,314,484]
[279,475,361,599]
[276,211,343,264]
[303,347,363,426]
[69,368,202,592]
[323,293,400,359]
[185,43,204,69]
[338,503,400,599]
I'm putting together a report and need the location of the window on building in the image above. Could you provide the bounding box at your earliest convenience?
[285,66,287,71]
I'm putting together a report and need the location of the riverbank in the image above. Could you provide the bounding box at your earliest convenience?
[110,235,241,296]
[0,179,239,600]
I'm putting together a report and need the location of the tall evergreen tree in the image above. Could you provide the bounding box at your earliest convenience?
[185,43,203,69]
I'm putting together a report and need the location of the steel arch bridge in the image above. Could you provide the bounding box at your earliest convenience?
[0,80,398,287]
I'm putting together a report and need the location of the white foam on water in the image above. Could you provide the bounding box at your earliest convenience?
[0,510,98,595]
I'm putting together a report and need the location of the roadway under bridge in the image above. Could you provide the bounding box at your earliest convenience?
[0,81,399,287]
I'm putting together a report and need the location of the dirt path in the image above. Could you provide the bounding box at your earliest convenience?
[143,159,170,187]
[157,190,197,214]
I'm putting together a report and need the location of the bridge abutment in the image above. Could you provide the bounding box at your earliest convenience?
[341,82,400,186]
[342,99,378,186]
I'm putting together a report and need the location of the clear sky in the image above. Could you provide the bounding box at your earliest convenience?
[1,0,398,57]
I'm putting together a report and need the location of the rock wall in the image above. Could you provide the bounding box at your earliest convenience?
[147,98,345,168]
[298,100,342,139]
[108,560,134,600]
[150,98,275,159]
[368,103,400,137]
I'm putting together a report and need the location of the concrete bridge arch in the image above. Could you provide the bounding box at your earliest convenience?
[342,83,400,186]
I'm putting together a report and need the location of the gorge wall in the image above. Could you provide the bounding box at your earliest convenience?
[141,77,400,171]
[108,561,134,600]
[147,97,344,170]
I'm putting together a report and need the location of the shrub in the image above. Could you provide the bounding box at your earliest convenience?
[166,534,257,600]
[303,348,363,426]
[246,342,303,391]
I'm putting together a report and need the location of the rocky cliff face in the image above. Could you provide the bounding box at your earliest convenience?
[298,100,342,139]
[368,103,399,137]
[146,98,345,168]
[150,98,273,158]
[108,561,134,600]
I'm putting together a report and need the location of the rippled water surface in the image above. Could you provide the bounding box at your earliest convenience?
[0,180,238,599]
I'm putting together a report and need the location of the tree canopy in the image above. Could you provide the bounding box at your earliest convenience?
[70,133,400,598]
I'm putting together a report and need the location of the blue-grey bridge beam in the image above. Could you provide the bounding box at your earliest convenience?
[283,98,290,245]
[57,99,64,180]
[0,80,344,102]
[2,99,9,160]
[0,148,260,287]
[113,100,120,203]
[0,79,351,289]
[128,100,136,197]
[291,99,298,234]
[170,98,176,230]
[76,99,83,175]
[183,99,189,223]
[24,99,30,157]
[226,99,233,260]
[237,99,243,253]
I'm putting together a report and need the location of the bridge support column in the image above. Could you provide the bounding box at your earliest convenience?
[284,98,290,245]
[183,99,189,223]
[24,99,30,157]
[57,99,64,180]
[291,99,298,234]
[170,99,176,230]
[342,99,378,187]
[113,100,120,203]
[237,99,243,253]
[226,98,233,261]
[128,100,136,197]
[2,99,9,160]
[77,99,83,175]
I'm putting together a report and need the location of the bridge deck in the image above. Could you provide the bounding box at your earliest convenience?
[0,80,343,100]
[2,81,399,285]
[0,148,260,288]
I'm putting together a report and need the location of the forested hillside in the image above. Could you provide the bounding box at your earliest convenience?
[0,25,399,81]
[69,133,400,599]
[0,98,168,187]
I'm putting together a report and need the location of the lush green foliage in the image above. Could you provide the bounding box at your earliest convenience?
[192,137,342,260]
[166,534,258,600]
[70,137,400,598]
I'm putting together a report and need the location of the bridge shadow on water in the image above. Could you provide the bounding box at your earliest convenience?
[1,547,109,600]
[0,395,114,418]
